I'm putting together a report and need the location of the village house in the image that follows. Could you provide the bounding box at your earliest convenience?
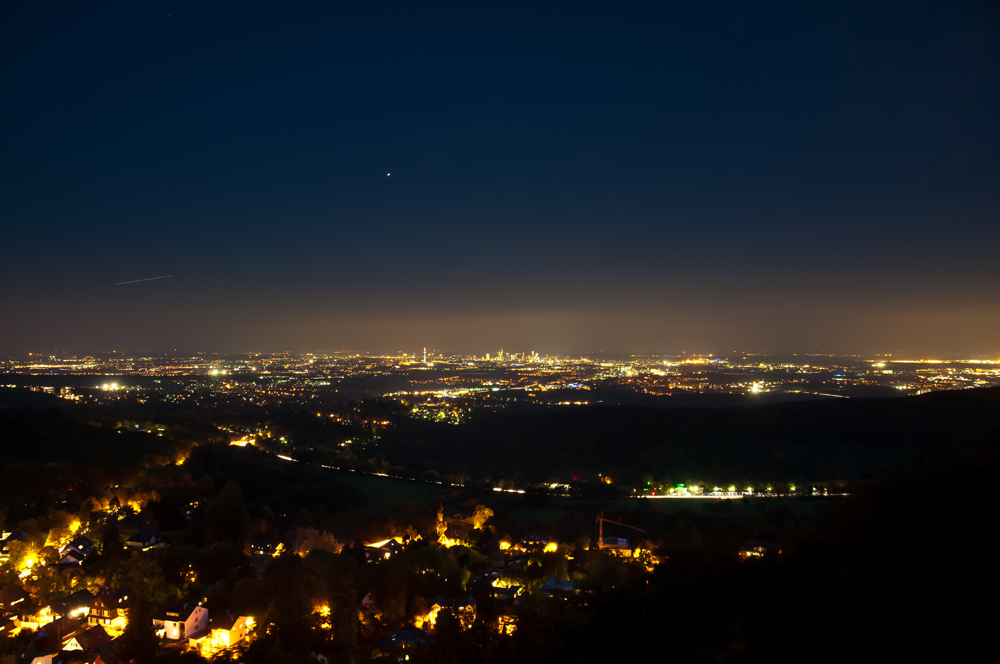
[739,539,781,559]
[189,612,253,654]
[34,615,84,650]
[493,585,521,602]
[87,588,130,636]
[429,595,477,630]
[0,529,29,562]
[124,529,167,551]
[15,605,55,631]
[364,538,403,560]
[600,536,633,556]
[250,539,279,556]
[494,604,519,636]
[49,590,96,621]
[153,602,208,641]
[17,590,94,630]
[55,549,86,568]
[60,536,94,559]
[63,624,113,652]
[56,536,94,569]
[518,534,547,551]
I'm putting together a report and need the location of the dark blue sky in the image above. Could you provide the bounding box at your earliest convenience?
[2,1,999,355]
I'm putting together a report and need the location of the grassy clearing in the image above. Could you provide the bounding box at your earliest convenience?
[335,472,451,510]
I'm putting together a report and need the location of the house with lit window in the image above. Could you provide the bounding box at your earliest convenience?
[738,539,781,559]
[34,615,84,650]
[189,612,253,654]
[153,602,208,641]
[364,538,402,560]
[518,534,547,551]
[494,604,518,636]
[55,537,94,569]
[429,596,477,630]
[64,624,113,652]
[124,529,167,551]
[56,549,86,568]
[49,590,96,621]
[87,588,130,636]
[18,591,94,630]
[61,536,94,559]
[16,605,56,631]
[0,529,29,562]
[250,539,279,556]
[599,536,634,557]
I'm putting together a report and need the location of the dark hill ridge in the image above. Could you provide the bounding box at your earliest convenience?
[379,386,1000,483]
[0,408,186,477]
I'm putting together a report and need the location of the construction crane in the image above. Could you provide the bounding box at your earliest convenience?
[596,512,646,550]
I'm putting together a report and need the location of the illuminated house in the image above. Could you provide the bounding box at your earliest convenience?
[494,605,518,636]
[63,625,113,652]
[60,536,94,559]
[124,529,167,551]
[16,605,55,631]
[153,602,208,641]
[493,586,521,603]
[600,536,633,557]
[250,539,279,556]
[88,588,130,636]
[362,537,403,560]
[34,616,84,650]
[0,529,28,562]
[189,612,252,654]
[18,590,95,630]
[56,549,86,568]
[738,540,781,559]
[443,527,468,545]
[56,536,94,569]
[429,596,476,630]
[518,534,547,551]
[49,590,96,621]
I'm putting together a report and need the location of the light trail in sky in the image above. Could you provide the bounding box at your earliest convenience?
[115,275,174,285]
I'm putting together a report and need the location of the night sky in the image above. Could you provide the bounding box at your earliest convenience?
[2,2,999,356]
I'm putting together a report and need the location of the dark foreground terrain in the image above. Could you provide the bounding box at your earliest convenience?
[1,387,997,662]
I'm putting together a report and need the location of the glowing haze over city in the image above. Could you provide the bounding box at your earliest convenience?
[1,2,998,357]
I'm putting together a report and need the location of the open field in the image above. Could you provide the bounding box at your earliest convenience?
[329,466,841,542]
[331,472,454,510]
